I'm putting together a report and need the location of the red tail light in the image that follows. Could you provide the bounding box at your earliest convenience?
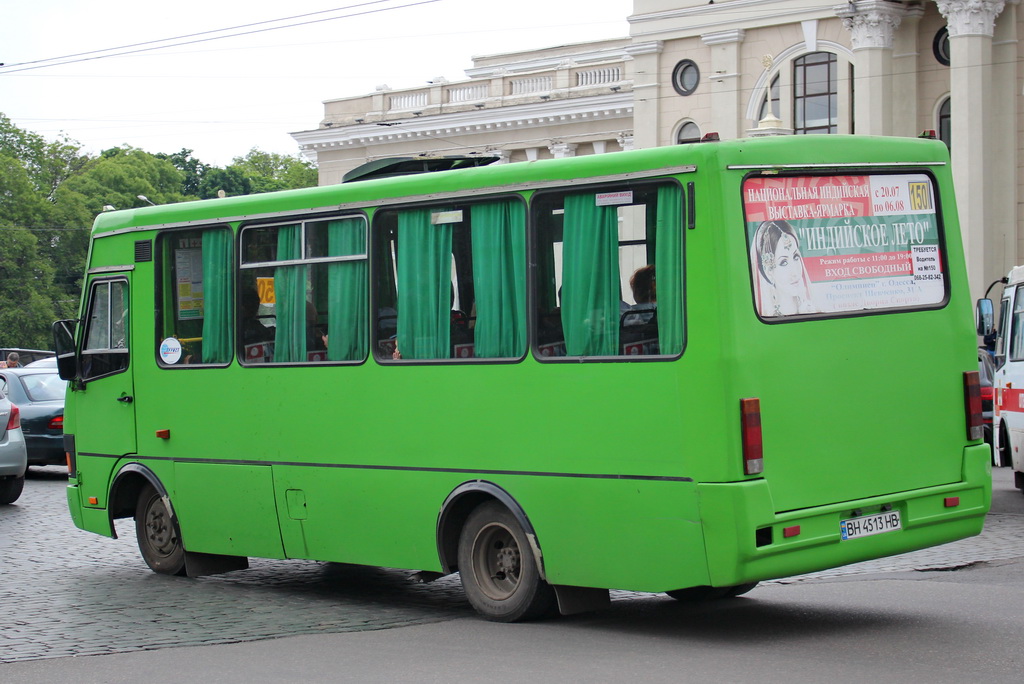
[964,371,983,440]
[6,404,21,430]
[980,385,994,401]
[49,416,64,432]
[740,398,764,475]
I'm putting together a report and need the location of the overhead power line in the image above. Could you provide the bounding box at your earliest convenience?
[0,0,441,75]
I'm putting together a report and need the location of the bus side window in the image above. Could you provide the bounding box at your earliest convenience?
[81,279,129,381]
[373,199,526,361]
[532,182,684,360]
[156,227,234,366]
[238,217,367,365]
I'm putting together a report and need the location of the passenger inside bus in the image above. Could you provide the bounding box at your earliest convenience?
[622,265,657,326]
[240,289,273,345]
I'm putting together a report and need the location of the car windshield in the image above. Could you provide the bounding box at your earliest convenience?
[20,373,68,402]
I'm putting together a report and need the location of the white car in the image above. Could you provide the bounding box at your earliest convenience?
[0,388,28,505]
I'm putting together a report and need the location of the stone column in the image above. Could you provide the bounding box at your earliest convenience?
[701,30,745,141]
[891,2,925,137]
[936,0,1006,299]
[624,41,663,149]
[991,1,1018,276]
[835,0,904,136]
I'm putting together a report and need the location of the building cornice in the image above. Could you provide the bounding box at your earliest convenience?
[292,92,634,156]
[629,0,843,39]
[464,45,632,79]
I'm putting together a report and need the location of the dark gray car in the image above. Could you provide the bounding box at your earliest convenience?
[0,368,67,466]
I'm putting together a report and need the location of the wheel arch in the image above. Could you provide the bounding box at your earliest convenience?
[108,462,175,539]
[436,480,545,580]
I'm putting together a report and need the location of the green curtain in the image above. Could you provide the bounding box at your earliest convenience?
[397,208,452,359]
[655,185,684,354]
[273,225,307,362]
[327,218,367,361]
[200,229,232,363]
[471,201,525,358]
[561,194,619,356]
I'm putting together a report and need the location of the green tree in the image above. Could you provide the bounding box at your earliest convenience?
[0,223,59,349]
[229,148,317,194]
[198,166,252,199]
[63,146,190,210]
[0,152,55,228]
[0,113,90,202]
[157,148,207,198]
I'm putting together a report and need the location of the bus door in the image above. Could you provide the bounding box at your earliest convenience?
[995,281,1024,471]
[75,274,137,458]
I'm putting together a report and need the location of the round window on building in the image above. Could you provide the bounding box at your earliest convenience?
[933,28,950,66]
[677,122,701,143]
[671,60,700,96]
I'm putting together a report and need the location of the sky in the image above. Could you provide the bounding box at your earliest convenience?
[1,0,633,167]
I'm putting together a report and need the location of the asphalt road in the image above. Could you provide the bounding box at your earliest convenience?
[2,466,1022,682]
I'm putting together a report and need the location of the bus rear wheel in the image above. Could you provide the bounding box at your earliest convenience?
[457,501,555,622]
[667,582,758,602]
[135,484,186,576]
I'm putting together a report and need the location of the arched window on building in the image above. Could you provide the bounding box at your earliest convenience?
[793,52,837,134]
[676,121,701,144]
[758,74,780,121]
[938,97,951,149]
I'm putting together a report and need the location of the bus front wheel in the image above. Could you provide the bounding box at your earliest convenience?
[135,484,186,576]
[457,501,555,622]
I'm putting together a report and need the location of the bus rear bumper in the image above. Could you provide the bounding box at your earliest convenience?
[696,444,992,587]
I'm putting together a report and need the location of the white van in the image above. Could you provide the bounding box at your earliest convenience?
[978,266,1024,491]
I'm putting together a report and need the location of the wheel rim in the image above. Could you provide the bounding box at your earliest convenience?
[143,495,178,557]
[470,521,522,601]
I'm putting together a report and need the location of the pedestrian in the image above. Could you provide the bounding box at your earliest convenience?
[4,352,20,368]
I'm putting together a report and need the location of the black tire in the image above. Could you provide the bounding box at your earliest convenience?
[998,424,1013,468]
[667,582,758,602]
[457,501,555,622]
[135,484,186,575]
[0,474,25,505]
[722,582,759,598]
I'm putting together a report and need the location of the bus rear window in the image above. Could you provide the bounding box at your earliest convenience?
[743,173,945,319]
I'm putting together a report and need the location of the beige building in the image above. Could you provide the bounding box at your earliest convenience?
[292,0,1021,299]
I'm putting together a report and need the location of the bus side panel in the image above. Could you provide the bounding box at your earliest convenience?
[270,466,710,592]
[173,462,287,560]
[270,465,443,569]
[511,477,710,591]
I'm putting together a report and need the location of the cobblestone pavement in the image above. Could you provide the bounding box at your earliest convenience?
[2,466,1022,663]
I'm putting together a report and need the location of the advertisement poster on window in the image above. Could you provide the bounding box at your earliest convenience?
[175,243,204,320]
[743,174,944,318]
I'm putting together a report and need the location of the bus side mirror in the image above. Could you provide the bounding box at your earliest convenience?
[52,319,80,384]
[976,298,995,338]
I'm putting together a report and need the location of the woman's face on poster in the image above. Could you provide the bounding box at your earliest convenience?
[773,233,804,294]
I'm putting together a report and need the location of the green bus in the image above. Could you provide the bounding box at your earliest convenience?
[55,135,990,621]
